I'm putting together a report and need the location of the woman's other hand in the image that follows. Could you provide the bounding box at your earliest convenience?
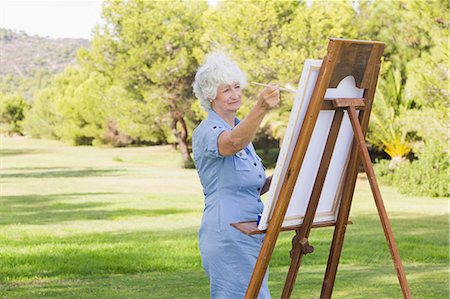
[258,84,280,111]
[260,175,273,195]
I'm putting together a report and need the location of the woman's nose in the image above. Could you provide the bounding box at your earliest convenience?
[230,87,239,98]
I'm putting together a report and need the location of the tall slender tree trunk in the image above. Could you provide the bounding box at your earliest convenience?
[171,111,194,168]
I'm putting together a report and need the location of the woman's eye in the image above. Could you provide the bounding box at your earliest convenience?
[223,89,229,93]
[235,85,240,89]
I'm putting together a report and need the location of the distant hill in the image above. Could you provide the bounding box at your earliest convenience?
[0,28,90,98]
[0,28,89,76]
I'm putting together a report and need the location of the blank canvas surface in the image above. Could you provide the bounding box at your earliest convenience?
[258,60,364,230]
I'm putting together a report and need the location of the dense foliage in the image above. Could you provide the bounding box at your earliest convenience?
[0,93,29,135]
[375,140,448,197]
[4,0,449,195]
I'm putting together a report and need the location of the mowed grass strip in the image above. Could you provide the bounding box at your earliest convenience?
[0,136,448,298]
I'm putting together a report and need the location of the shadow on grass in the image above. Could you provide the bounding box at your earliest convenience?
[0,149,48,157]
[0,193,115,207]
[263,213,448,298]
[0,168,127,178]
[2,262,446,298]
[3,167,72,171]
[1,228,202,280]
[1,213,448,278]
[0,271,210,299]
[0,193,196,225]
[269,263,448,299]
[269,213,449,268]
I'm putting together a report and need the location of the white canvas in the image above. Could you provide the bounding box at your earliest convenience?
[258,59,364,231]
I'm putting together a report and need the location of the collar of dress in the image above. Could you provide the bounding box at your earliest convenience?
[207,109,240,130]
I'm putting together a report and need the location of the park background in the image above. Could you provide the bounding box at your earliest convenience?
[0,0,448,298]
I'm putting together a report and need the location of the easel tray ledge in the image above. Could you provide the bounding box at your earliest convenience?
[231,220,352,235]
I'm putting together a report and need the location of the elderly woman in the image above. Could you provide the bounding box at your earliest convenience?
[192,52,280,298]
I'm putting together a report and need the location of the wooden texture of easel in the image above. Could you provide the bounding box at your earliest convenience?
[231,38,412,298]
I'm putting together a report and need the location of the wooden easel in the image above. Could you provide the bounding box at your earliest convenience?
[231,39,412,298]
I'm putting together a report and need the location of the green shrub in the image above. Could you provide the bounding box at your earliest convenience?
[374,141,448,198]
[374,159,396,186]
[396,141,448,197]
[0,93,29,135]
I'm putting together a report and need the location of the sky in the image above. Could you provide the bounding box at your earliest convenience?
[1,1,103,40]
[1,0,220,40]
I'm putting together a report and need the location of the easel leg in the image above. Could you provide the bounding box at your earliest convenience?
[320,141,360,299]
[282,231,313,298]
[346,106,412,298]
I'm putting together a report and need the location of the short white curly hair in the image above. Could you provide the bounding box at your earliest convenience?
[192,52,247,111]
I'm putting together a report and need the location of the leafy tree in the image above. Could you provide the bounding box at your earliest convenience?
[80,0,208,166]
[0,93,29,135]
[359,0,437,73]
[25,66,109,145]
[361,0,448,158]
[400,32,448,155]
[25,85,63,140]
[404,36,448,109]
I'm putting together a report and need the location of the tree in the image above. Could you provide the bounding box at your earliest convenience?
[0,93,29,135]
[25,66,111,145]
[361,0,448,160]
[74,0,209,166]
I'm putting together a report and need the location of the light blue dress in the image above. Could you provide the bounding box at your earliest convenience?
[192,110,271,299]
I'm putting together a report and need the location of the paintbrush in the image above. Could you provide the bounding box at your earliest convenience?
[250,81,296,94]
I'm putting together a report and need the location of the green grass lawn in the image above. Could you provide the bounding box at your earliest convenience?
[0,136,448,298]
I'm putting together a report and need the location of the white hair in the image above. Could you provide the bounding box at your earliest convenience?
[192,52,247,111]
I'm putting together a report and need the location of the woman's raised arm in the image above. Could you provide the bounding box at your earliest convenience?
[218,84,280,157]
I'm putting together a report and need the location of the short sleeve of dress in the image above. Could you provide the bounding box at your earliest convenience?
[204,125,227,159]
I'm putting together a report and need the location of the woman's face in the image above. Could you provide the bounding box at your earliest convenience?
[212,82,242,114]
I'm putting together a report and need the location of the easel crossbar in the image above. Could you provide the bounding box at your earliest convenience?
[320,98,367,110]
